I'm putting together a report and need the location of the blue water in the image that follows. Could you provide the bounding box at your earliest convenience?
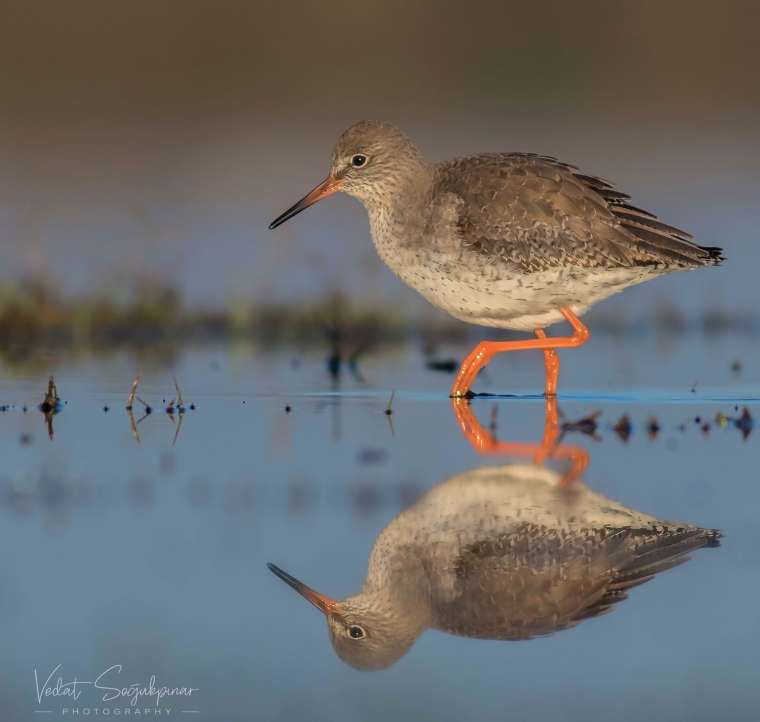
[0,337,758,721]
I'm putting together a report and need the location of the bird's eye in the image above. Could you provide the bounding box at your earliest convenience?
[351,154,368,168]
[348,625,366,639]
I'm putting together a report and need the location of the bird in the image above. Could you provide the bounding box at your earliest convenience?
[268,462,720,671]
[269,122,724,397]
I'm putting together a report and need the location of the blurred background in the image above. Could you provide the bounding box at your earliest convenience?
[1,0,757,313]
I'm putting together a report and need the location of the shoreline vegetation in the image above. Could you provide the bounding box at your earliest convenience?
[0,275,755,368]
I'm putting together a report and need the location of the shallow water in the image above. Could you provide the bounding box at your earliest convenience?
[1,336,758,721]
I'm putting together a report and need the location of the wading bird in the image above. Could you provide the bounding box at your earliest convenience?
[269,122,723,397]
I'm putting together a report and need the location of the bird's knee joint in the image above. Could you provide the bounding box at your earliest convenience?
[573,328,590,345]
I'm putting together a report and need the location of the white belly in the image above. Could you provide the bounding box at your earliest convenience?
[390,252,659,331]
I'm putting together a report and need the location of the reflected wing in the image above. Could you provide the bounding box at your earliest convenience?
[431,524,720,640]
[434,154,722,271]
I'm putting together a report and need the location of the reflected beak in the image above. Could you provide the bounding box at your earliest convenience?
[267,562,338,615]
[268,176,342,230]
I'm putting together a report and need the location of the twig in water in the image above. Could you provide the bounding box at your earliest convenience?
[385,390,395,416]
[127,375,140,410]
[166,376,186,414]
[41,376,60,412]
[128,408,141,443]
[173,376,185,410]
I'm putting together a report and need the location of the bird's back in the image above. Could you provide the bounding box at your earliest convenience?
[430,521,719,640]
[432,153,723,272]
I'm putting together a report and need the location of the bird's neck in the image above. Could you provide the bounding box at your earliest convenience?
[364,168,434,275]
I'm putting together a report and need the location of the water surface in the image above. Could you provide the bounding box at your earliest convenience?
[0,338,757,721]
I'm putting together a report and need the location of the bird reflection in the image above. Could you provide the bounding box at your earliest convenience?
[269,460,719,671]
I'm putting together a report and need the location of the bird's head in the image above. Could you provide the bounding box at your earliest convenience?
[268,121,428,229]
[267,562,422,671]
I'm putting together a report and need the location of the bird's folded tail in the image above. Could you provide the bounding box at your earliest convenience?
[576,170,725,267]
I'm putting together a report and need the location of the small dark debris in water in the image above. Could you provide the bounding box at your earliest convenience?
[242,400,246,405]
[694,416,701,424]
[0,404,8,412]
[612,414,632,443]
[22,405,28,413]
[735,407,753,440]
[168,375,187,414]
[385,390,395,416]
[730,360,742,374]
[285,405,292,413]
[647,417,660,439]
[701,422,710,435]
[426,358,458,373]
[489,405,498,433]
[690,382,697,393]
[357,448,389,465]
[103,405,110,413]
[19,433,32,446]
[39,376,61,414]
[39,376,61,440]
[189,403,196,411]
[560,410,601,440]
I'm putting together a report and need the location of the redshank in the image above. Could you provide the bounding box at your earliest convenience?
[269,122,724,397]
[268,462,719,670]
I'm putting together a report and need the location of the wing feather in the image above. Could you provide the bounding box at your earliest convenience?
[434,154,723,271]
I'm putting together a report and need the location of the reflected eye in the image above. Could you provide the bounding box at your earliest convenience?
[351,154,368,168]
[348,625,366,639]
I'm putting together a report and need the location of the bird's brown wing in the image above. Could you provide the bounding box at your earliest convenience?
[431,523,719,640]
[572,524,721,624]
[434,154,722,271]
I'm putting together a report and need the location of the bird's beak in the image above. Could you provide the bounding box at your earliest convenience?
[267,563,338,615]
[268,176,342,230]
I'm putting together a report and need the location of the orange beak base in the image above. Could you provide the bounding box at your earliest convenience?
[267,562,338,615]
[268,176,341,230]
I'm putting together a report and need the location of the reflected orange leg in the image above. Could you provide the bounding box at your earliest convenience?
[451,396,589,485]
[450,308,589,398]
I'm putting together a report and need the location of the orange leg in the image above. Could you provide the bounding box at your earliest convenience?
[536,328,560,397]
[451,396,588,485]
[450,308,590,398]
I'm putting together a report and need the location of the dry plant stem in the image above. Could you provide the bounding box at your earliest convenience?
[127,408,140,443]
[127,375,141,410]
[173,376,184,407]
[44,376,59,407]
